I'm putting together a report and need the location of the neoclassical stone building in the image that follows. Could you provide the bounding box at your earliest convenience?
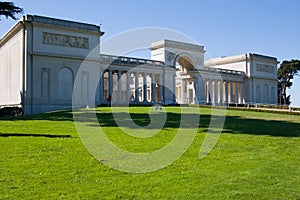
[0,15,278,114]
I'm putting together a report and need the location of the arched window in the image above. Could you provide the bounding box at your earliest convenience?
[81,71,88,99]
[271,87,275,104]
[58,67,73,100]
[256,85,260,103]
[41,69,49,98]
[263,84,269,103]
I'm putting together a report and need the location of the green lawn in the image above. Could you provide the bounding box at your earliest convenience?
[0,107,299,199]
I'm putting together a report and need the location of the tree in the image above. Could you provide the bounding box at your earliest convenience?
[277,59,300,105]
[0,1,23,20]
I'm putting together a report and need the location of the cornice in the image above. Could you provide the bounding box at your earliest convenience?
[205,53,278,67]
[205,55,247,66]
[0,21,23,48]
[30,21,104,37]
[29,51,100,63]
[150,40,205,53]
[24,14,104,36]
[29,52,166,69]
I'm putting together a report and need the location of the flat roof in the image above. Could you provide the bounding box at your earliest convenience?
[0,15,104,46]
[205,53,278,66]
[24,15,101,32]
[151,39,205,52]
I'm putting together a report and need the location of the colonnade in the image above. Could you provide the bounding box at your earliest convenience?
[98,70,244,105]
[175,78,196,104]
[99,69,163,104]
[205,79,243,104]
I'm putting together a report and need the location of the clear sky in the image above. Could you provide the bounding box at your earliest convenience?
[1,0,299,106]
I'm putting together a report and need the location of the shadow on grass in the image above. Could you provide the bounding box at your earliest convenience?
[1,109,300,137]
[222,116,300,137]
[96,112,185,128]
[0,133,72,138]
[0,109,75,122]
[79,111,300,137]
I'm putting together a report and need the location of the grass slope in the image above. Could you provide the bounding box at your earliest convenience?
[0,107,299,199]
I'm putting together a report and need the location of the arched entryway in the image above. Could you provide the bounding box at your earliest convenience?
[175,54,196,104]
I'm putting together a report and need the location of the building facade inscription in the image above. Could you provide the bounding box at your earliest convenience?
[42,32,89,49]
[256,64,274,73]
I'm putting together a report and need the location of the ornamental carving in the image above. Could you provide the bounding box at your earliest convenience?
[167,52,176,62]
[256,64,274,73]
[42,32,89,49]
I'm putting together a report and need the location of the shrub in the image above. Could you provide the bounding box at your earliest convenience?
[0,107,23,117]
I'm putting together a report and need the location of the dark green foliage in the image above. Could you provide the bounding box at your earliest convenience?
[278,59,300,105]
[0,107,23,117]
[0,1,23,20]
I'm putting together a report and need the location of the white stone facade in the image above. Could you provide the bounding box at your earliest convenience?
[205,54,278,104]
[0,15,278,114]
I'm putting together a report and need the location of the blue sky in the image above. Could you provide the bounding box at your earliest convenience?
[1,0,299,106]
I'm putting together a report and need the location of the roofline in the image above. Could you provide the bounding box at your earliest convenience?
[24,15,103,33]
[150,39,205,53]
[0,14,104,47]
[205,53,278,66]
[0,20,24,47]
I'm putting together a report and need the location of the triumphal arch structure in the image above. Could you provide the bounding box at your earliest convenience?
[0,15,278,114]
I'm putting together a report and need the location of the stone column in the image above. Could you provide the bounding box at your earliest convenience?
[211,80,215,104]
[218,81,222,103]
[182,79,186,103]
[242,83,245,104]
[99,70,104,102]
[214,80,218,104]
[192,79,197,104]
[151,73,155,102]
[118,71,122,103]
[108,70,113,99]
[214,80,217,104]
[159,74,163,102]
[231,82,235,103]
[235,82,239,104]
[126,72,131,102]
[208,79,214,103]
[174,74,177,104]
[205,80,208,103]
[143,73,147,102]
[228,81,232,103]
[238,82,241,104]
[211,80,216,104]
[196,75,205,104]
[218,81,221,104]
[224,81,228,104]
[232,82,236,103]
[193,77,197,104]
[221,81,224,103]
[134,72,139,102]
[179,79,183,103]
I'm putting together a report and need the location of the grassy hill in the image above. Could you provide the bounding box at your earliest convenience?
[0,107,299,199]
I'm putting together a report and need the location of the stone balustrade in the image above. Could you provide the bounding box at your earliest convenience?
[203,67,245,76]
[100,54,165,66]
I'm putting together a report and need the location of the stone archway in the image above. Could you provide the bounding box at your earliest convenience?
[175,54,196,104]
[150,40,205,105]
